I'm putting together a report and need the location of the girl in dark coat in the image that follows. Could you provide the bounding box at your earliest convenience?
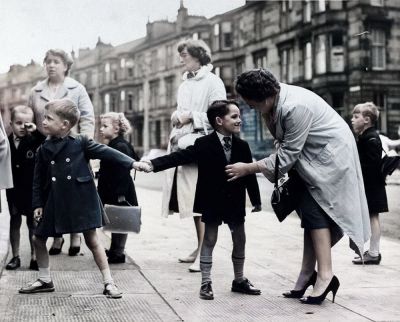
[98,112,138,264]
[351,102,388,265]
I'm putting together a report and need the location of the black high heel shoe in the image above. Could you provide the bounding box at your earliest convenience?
[283,271,317,298]
[49,238,64,255]
[300,275,340,305]
[68,236,81,256]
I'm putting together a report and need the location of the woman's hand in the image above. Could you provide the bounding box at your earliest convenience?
[225,162,257,181]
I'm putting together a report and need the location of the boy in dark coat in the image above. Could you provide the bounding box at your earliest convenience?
[6,105,45,271]
[19,98,141,298]
[137,100,262,300]
[351,102,388,265]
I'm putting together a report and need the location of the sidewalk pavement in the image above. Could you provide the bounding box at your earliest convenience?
[1,174,400,321]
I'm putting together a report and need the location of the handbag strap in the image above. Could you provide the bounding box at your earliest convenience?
[274,154,280,188]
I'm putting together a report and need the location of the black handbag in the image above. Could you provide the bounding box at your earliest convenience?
[103,201,142,234]
[270,156,304,222]
[381,152,400,178]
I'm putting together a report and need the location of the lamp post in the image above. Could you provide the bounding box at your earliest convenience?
[139,54,151,154]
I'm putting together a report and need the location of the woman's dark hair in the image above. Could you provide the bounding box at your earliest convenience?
[207,100,239,129]
[235,68,280,102]
[177,39,211,66]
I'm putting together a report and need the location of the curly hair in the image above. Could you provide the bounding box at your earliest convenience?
[43,49,74,76]
[235,68,281,102]
[100,112,132,136]
[177,39,212,66]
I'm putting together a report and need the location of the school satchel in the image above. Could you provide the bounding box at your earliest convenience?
[103,202,141,234]
[270,156,304,222]
[381,154,400,178]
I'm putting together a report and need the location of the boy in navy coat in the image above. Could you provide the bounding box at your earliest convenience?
[19,98,142,298]
[6,105,45,271]
[137,100,262,300]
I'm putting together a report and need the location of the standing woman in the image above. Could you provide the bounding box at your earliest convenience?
[28,49,95,256]
[163,39,226,272]
[0,112,13,210]
[226,69,370,304]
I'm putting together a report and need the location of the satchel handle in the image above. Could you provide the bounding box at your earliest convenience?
[274,154,280,189]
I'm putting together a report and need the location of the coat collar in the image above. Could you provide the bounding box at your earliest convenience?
[182,64,213,81]
[42,134,76,158]
[34,77,80,102]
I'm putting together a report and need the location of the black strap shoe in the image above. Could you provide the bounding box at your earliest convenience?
[231,278,261,295]
[6,256,21,270]
[19,279,55,294]
[49,238,64,255]
[199,281,214,300]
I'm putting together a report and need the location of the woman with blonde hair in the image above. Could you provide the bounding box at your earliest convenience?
[97,112,138,263]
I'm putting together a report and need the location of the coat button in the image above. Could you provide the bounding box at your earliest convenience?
[52,177,56,182]
[16,164,20,168]
[51,161,55,165]
[67,175,71,180]
[66,158,70,162]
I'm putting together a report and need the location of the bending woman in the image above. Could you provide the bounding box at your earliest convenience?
[226,69,370,304]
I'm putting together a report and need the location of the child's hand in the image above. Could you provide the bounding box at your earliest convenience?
[24,122,37,133]
[34,208,43,222]
[251,205,262,213]
[133,161,153,173]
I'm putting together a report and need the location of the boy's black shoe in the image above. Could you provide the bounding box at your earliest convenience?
[19,279,55,294]
[29,259,39,271]
[231,278,261,295]
[199,281,214,300]
[6,256,21,270]
[108,253,126,264]
[352,251,381,265]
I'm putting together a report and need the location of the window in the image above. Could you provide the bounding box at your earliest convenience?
[104,93,110,113]
[214,66,221,78]
[303,0,311,23]
[126,59,134,77]
[236,58,245,76]
[149,81,159,109]
[151,50,159,73]
[221,22,232,50]
[330,32,344,72]
[253,50,267,68]
[120,90,125,102]
[370,0,384,6]
[371,29,386,70]
[110,93,117,111]
[317,0,326,12]
[193,32,199,40]
[315,35,327,74]
[280,48,294,83]
[281,0,293,13]
[120,58,126,68]
[166,45,173,69]
[165,76,175,107]
[128,93,133,111]
[304,42,312,80]
[255,10,262,40]
[213,24,220,51]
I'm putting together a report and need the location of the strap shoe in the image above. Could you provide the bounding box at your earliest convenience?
[199,281,214,300]
[6,256,21,270]
[231,278,261,295]
[19,279,55,294]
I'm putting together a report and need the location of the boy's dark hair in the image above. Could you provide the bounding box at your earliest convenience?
[207,100,239,129]
[10,105,34,121]
[177,39,211,66]
[235,68,280,102]
[45,98,80,128]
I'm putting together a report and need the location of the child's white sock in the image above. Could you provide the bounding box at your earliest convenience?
[38,267,51,283]
[101,268,113,285]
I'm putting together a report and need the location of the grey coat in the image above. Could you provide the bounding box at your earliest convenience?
[28,77,95,138]
[256,83,370,255]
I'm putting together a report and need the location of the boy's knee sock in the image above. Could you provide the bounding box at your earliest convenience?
[38,267,51,283]
[232,254,245,281]
[101,268,113,285]
[369,234,381,257]
[200,255,213,284]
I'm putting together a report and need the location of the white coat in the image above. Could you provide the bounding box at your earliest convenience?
[28,77,95,138]
[161,64,226,218]
[0,114,13,189]
[256,83,371,254]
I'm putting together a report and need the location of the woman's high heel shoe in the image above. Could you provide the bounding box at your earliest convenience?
[299,275,340,305]
[283,271,317,298]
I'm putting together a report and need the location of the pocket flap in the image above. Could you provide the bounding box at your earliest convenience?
[76,175,92,182]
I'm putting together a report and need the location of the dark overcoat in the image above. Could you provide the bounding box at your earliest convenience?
[97,135,138,206]
[6,131,45,214]
[32,135,135,237]
[151,132,261,225]
[357,127,388,214]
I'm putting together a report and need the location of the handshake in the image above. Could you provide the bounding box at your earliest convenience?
[133,160,154,173]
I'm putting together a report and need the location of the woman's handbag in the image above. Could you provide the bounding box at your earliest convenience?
[103,201,141,234]
[177,118,209,150]
[270,156,304,222]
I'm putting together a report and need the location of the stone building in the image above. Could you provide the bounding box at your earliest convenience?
[1,0,399,159]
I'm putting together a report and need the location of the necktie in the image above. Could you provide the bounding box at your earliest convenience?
[223,137,232,151]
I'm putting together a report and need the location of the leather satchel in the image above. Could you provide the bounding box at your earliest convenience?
[270,156,304,222]
[103,202,141,234]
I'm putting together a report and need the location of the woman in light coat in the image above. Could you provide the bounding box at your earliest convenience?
[226,69,370,305]
[0,112,13,210]
[162,39,226,272]
[28,49,95,256]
